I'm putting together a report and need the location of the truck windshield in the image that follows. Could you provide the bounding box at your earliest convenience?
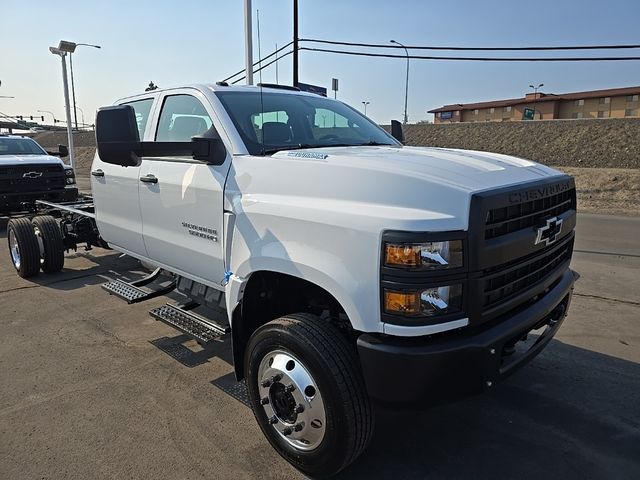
[215,90,399,155]
[0,137,47,155]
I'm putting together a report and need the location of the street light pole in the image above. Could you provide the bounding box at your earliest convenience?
[391,39,410,124]
[75,106,85,127]
[529,83,544,120]
[362,101,370,116]
[66,42,100,130]
[49,47,75,168]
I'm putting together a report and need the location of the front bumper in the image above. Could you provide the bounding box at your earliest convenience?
[357,268,575,406]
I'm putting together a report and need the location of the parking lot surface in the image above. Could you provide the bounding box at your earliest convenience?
[0,213,638,479]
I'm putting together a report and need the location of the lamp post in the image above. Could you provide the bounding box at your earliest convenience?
[390,39,410,124]
[75,106,85,128]
[529,83,544,120]
[49,46,75,168]
[64,42,101,130]
[361,101,370,116]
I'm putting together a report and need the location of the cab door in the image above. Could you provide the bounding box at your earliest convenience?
[138,91,231,285]
[91,96,156,256]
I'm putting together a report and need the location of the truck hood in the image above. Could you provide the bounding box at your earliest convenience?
[229,145,566,233]
[272,145,560,193]
[0,154,64,166]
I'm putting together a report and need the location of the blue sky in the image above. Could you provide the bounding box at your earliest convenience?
[2,0,639,125]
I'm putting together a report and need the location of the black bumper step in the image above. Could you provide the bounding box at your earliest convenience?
[149,303,229,344]
[101,267,176,304]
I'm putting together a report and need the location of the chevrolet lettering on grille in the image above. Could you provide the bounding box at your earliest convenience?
[22,171,43,179]
[535,216,563,246]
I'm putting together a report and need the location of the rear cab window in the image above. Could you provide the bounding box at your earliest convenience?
[122,98,154,139]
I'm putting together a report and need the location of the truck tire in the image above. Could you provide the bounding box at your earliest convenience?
[245,313,374,477]
[32,215,65,273]
[7,217,40,278]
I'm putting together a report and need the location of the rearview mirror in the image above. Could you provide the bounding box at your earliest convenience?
[95,105,227,166]
[46,144,69,158]
[57,144,69,158]
[391,120,405,144]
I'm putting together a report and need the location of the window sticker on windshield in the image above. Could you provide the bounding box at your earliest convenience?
[286,151,328,160]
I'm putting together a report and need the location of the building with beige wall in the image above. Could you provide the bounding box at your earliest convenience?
[429,86,640,123]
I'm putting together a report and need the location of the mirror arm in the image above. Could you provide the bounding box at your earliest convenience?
[138,141,194,157]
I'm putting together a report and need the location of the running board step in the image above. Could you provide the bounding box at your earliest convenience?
[102,267,176,304]
[149,303,230,344]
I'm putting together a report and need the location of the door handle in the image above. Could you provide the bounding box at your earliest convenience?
[139,174,158,184]
[91,169,104,177]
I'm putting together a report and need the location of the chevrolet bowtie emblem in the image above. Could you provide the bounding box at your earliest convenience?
[23,171,43,179]
[535,216,563,247]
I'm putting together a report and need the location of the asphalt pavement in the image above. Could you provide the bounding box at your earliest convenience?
[0,213,638,480]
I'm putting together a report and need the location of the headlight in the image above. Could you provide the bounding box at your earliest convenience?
[384,284,463,316]
[384,240,463,269]
[65,168,76,184]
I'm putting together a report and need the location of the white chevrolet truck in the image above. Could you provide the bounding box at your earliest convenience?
[6,84,576,477]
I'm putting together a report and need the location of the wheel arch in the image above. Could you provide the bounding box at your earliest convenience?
[229,268,356,380]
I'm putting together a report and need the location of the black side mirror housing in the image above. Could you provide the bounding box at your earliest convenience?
[95,105,141,167]
[58,144,69,158]
[391,120,405,144]
[95,105,227,167]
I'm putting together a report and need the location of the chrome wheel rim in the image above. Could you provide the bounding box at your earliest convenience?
[257,350,327,451]
[9,229,21,270]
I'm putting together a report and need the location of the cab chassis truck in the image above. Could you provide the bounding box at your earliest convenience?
[6,84,577,477]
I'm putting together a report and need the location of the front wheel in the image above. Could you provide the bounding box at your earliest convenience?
[245,313,374,478]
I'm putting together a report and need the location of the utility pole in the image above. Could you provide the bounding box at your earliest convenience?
[293,0,299,87]
[49,46,75,168]
[244,0,254,85]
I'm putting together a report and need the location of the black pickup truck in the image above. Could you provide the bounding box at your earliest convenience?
[0,135,77,215]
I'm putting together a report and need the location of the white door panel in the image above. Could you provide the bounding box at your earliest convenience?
[91,159,147,256]
[139,159,227,284]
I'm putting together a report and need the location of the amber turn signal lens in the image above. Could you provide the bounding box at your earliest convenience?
[385,245,421,267]
[384,290,421,315]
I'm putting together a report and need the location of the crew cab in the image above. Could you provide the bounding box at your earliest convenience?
[0,135,77,215]
[6,84,576,477]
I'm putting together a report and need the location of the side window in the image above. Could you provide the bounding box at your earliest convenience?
[123,98,154,138]
[156,95,213,142]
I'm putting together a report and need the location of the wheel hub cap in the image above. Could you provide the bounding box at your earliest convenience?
[258,350,327,451]
[9,229,21,270]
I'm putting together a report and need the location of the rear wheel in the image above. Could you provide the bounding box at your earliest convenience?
[7,218,40,278]
[32,215,65,273]
[245,313,374,477]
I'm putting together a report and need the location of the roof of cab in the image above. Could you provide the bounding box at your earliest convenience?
[114,83,322,104]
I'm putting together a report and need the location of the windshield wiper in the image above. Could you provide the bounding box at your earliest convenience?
[261,144,314,155]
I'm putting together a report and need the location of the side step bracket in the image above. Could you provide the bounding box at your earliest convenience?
[149,303,230,344]
[102,267,176,304]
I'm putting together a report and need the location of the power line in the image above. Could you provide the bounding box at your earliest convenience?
[300,38,640,51]
[231,50,294,84]
[299,46,640,61]
[222,41,293,82]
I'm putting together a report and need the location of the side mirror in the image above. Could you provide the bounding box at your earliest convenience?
[58,144,69,158]
[96,105,227,166]
[95,105,141,167]
[391,120,405,144]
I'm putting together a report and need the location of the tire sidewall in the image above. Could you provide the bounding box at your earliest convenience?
[246,323,355,475]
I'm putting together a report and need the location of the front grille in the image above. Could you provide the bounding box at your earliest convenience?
[485,189,574,239]
[0,163,65,194]
[482,236,574,308]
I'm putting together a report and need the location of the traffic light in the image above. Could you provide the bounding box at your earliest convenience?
[30,116,33,120]
[41,116,44,121]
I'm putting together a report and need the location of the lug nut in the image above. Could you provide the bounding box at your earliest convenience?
[294,423,304,432]
[269,416,278,425]
[261,397,270,405]
[295,404,305,414]
[273,374,282,382]
[486,381,493,387]
[261,379,272,388]
[284,384,295,393]
[282,427,293,436]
